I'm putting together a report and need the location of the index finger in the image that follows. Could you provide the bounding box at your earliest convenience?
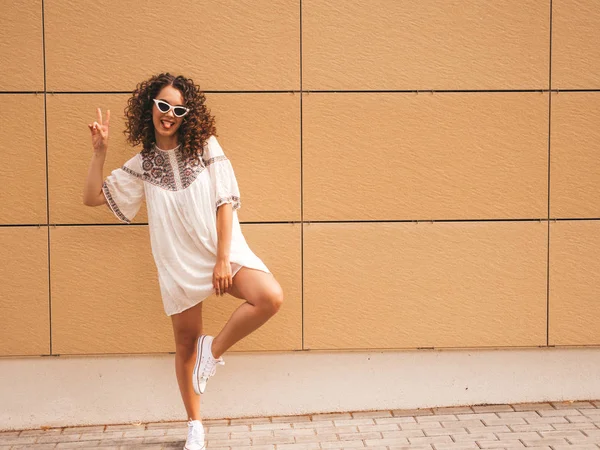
[105,109,110,126]
[96,107,103,125]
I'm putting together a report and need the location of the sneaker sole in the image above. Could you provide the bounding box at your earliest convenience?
[184,445,206,450]
[192,335,206,395]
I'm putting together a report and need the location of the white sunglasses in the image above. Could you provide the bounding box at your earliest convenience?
[153,98,190,118]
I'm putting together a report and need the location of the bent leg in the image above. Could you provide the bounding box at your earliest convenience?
[211,267,283,359]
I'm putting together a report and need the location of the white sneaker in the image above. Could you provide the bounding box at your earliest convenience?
[184,419,205,450]
[192,335,225,395]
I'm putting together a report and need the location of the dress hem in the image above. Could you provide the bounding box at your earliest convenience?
[164,264,272,316]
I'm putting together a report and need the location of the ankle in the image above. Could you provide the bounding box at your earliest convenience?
[210,337,222,360]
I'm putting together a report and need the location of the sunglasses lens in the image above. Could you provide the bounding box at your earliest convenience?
[156,101,170,113]
[174,107,188,117]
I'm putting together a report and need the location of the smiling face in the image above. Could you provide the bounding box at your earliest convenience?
[152,84,186,141]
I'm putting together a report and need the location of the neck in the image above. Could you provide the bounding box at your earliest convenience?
[154,134,180,151]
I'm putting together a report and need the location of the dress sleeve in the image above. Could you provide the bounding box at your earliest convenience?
[203,135,241,212]
[102,154,145,224]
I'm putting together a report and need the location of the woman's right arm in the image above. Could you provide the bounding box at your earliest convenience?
[83,108,110,207]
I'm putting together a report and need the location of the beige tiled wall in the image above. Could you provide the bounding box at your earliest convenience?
[1,0,599,356]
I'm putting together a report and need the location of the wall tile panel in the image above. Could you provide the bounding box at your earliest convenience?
[303,92,548,221]
[303,0,549,90]
[44,0,299,91]
[550,92,600,218]
[549,220,600,345]
[0,227,49,356]
[304,221,547,349]
[0,95,47,224]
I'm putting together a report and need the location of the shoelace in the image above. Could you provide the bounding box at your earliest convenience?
[187,420,204,446]
[200,354,225,379]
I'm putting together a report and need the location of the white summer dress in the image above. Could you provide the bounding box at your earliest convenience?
[102,135,270,316]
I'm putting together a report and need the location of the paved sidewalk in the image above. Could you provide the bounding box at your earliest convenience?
[1,401,599,450]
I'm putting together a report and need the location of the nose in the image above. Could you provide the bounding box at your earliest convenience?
[165,109,175,118]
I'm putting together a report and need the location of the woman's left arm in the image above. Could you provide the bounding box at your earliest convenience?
[214,202,233,296]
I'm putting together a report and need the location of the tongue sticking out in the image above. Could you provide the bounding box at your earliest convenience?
[162,120,173,130]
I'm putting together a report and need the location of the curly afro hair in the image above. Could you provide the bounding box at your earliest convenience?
[123,72,217,159]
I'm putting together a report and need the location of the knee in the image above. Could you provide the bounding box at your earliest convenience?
[264,285,284,315]
[174,330,199,353]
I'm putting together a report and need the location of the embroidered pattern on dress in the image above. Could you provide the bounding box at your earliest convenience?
[123,146,206,191]
[102,181,131,223]
[216,195,241,211]
[203,155,228,166]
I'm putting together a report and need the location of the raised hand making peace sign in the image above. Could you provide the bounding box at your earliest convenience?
[88,107,111,153]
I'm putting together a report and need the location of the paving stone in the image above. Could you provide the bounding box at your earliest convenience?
[251,423,293,431]
[230,417,272,425]
[407,435,454,445]
[431,443,479,450]
[512,402,555,411]
[416,415,459,423]
[551,401,597,409]
[476,439,525,448]
[374,417,417,425]
[10,444,59,449]
[78,432,125,441]
[381,429,426,439]
[351,411,393,419]
[465,425,510,433]
[295,432,339,443]
[539,408,582,416]
[508,423,554,432]
[364,437,410,446]
[399,422,443,430]
[452,433,498,441]
[338,431,382,441]
[229,446,275,450]
[320,439,364,449]
[208,425,251,433]
[357,424,399,433]
[495,431,541,440]
[431,407,474,415]
[524,416,570,424]
[122,429,166,438]
[471,405,515,413]
[271,415,311,423]
[521,438,571,446]
[570,415,597,423]
[273,428,317,437]
[551,422,599,430]
[251,435,295,445]
[56,441,102,448]
[310,413,352,420]
[145,421,187,429]
[104,424,146,431]
[62,425,106,434]
[316,426,358,434]
[19,429,62,436]
[391,408,434,417]
[333,419,376,427]
[455,413,498,422]
[276,443,321,450]
[230,430,272,439]
[292,420,335,429]
[36,434,80,444]
[422,427,468,437]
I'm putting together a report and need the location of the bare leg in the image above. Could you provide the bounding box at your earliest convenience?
[171,301,204,420]
[211,267,283,359]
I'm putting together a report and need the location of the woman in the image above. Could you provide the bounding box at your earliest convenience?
[83,72,284,450]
